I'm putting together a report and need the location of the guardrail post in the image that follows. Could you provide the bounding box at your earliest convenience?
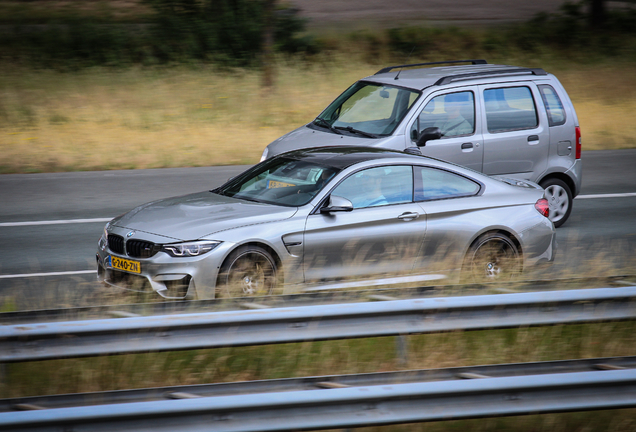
[395,334,409,366]
[0,362,6,394]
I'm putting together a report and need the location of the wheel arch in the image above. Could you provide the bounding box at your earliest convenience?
[539,172,576,197]
[462,228,524,274]
[216,241,284,285]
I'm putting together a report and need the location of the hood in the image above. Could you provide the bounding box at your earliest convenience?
[111,191,298,241]
[267,125,374,158]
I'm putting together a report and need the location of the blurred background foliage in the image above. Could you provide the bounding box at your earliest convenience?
[0,0,318,68]
[0,0,635,69]
[377,0,636,64]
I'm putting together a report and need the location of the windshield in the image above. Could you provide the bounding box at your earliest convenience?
[216,158,341,207]
[314,82,420,137]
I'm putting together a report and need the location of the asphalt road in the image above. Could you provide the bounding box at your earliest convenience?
[1,149,635,310]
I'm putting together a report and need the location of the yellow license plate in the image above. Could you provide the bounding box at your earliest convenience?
[110,256,141,274]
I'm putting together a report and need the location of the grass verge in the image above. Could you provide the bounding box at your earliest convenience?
[1,59,636,174]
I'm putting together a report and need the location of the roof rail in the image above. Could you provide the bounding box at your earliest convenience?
[434,68,547,85]
[375,59,487,75]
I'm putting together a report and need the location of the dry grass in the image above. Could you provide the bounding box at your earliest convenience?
[0,61,372,173]
[1,61,636,174]
[557,64,636,150]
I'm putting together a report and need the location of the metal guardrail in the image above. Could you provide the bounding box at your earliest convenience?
[2,364,636,431]
[2,286,636,363]
[3,356,635,413]
[2,275,633,325]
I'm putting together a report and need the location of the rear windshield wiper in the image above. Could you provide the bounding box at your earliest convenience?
[313,117,343,135]
[334,126,378,138]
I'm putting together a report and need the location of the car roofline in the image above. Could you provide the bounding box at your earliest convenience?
[366,60,549,91]
[276,145,474,171]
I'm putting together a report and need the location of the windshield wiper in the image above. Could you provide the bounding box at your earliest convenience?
[334,126,378,138]
[313,117,343,135]
[234,195,263,204]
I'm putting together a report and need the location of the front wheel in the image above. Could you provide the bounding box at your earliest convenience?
[464,233,521,283]
[217,245,278,298]
[540,178,572,228]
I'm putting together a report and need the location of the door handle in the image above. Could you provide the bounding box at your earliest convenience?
[527,135,539,142]
[461,142,473,149]
[398,212,419,221]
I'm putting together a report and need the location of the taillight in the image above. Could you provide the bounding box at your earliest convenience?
[535,198,550,218]
[575,126,581,159]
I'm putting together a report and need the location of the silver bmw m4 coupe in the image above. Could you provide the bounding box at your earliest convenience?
[96,147,555,299]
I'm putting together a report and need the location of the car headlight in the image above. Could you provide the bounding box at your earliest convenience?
[100,223,110,249]
[161,241,221,257]
[260,147,269,162]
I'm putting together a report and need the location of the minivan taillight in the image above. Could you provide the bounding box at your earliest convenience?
[575,126,581,159]
[535,198,550,218]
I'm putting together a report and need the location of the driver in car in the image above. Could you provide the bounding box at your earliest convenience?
[355,169,388,208]
[437,92,473,137]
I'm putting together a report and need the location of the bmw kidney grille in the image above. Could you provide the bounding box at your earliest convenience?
[108,234,159,258]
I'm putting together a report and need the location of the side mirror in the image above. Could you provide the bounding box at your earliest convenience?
[416,126,442,147]
[320,195,353,214]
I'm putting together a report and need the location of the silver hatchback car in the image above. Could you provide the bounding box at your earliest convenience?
[97,147,555,300]
[262,60,582,227]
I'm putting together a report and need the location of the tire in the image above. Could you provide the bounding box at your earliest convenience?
[464,233,521,283]
[217,245,278,298]
[539,178,572,228]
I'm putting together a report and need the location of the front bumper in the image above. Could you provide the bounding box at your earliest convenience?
[96,235,235,300]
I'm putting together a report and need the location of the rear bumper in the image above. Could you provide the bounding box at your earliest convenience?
[520,218,557,268]
[567,158,583,197]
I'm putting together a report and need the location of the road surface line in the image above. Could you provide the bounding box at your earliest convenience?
[0,270,96,280]
[0,218,112,227]
[576,192,636,199]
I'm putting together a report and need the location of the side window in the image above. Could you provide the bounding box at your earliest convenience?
[414,166,480,201]
[484,86,538,133]
[331,166,413,209]
[538,84,566,126]
[410,91,475,140]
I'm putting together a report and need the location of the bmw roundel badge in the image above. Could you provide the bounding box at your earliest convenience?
[126,231,136,238]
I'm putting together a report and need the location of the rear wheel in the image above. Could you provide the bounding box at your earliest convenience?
[464,233,521,283]
[217,245,278,298]
[540,178,572,228]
